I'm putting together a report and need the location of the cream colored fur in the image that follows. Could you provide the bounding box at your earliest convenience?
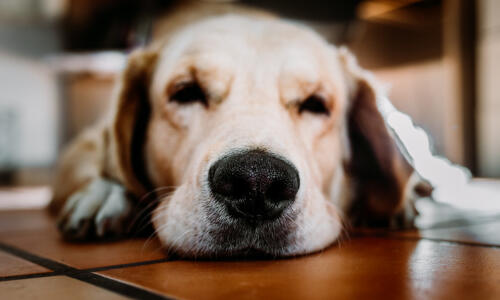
[51,4,420,257]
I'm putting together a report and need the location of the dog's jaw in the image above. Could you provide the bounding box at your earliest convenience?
[152,166,343,258]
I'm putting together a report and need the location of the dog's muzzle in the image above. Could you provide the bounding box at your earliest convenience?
[208,149,300,222]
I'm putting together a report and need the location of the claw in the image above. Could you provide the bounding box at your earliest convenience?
[57,178,132,240]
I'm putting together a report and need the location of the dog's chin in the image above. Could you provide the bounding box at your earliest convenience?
[156,223,339,259]
[164,232,337,260]
[153,187,343,259]
[156,215,341,259]
[164,238,310,260]
[159,217,301,259]
[169,247,297,260]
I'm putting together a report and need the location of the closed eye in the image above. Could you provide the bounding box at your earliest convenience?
[298,95,330,116]
[169,81,207,106]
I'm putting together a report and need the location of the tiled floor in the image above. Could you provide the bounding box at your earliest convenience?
[1,196,500,299]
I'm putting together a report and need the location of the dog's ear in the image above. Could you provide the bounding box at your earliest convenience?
[106,49,158,196]
[339,48,422,226]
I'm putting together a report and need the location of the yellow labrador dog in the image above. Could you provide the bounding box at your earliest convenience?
[51,3,426,257]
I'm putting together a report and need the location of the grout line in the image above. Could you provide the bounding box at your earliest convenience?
[0,256,172,282]
[0,242,172,299]
[70,272,171,300]
[0,271,58,282]
[1,232,498,288]
[0,243,70,273]
[83,258,171,273]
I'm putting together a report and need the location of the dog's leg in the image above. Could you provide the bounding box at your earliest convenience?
[349,171,432,229]
[57,178,132,239]
[51,126,135,239]
[389,173,433,229]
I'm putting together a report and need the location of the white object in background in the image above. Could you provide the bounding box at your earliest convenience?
[0,52,59,168]
[0,186,52,209]
[45,51,126,75]
[379,96,500,212]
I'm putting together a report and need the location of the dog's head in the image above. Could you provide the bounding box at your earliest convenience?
[111,15,415,257]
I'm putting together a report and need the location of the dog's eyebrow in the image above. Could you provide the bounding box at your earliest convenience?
[278,56,321,98]
[279,74,321,105]
[165,61,233,104]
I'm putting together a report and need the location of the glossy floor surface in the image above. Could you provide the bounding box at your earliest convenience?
[1,197,500,299]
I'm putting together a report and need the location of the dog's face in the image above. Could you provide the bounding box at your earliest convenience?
[113,16,415,257]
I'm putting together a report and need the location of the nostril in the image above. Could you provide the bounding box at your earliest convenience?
[220,177,249,199]
[266,182,293,202]
[208,149,300,221]
[209,168,250,199]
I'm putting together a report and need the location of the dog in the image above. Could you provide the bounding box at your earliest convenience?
[50,2,428,258]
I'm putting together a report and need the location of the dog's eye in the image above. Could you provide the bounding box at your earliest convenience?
[299,95,330,116]
[170,82,207,106]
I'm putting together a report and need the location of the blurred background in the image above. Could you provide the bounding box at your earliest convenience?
[0,0,498,203]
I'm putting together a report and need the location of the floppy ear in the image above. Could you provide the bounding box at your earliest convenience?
[339,49,423,226]
[106,49,158,197]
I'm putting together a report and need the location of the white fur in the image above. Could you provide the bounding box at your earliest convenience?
[55,13,418,257]
[58,178,132,238]
[147,16,349,257]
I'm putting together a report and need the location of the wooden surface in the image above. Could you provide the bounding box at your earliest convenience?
[0,202,499,299]
[99,238,500,299]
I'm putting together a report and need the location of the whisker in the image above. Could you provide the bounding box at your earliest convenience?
[164,228,193,256]
[128,187,177,236]
[133,192,177,236]
[324,202,350,248]
[141,230,163,255]
[138,186,177,203]
[141,211,169,255]
[128,201,160,236]
[148,221,195,258]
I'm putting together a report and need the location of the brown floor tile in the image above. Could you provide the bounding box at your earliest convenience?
[0,276,127,300]
[99,237,500,300]
[0,209,54,234]
[0,229,166,269]
[392,220,500,247]
[0,251,49,277]
[0,210,166,269]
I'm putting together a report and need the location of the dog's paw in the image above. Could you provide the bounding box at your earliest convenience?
[387,199,418,229]
[350,200,419,230]
[387,177,433,229]
[57,178,132,240]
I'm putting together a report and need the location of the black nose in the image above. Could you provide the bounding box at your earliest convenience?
[208,149,300,221]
